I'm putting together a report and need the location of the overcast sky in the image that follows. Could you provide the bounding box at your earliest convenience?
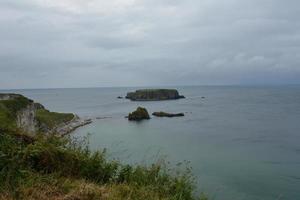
[0,0,300,89]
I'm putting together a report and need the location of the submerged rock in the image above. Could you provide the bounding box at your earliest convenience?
[126,89,185,101]
[128,107,150,121]
[117,96,123,99]
[152,112,184,118]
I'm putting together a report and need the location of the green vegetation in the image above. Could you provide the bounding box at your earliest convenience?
[126,89,185,101]
[0,132,207,200]
[0,94,74,133]
[36,109,74,129]
[0,95,32,132]
[0,93,207,199]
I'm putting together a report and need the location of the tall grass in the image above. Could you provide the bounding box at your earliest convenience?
[0,132,207,200]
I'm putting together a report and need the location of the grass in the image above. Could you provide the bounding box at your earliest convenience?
[0,96,32,132]
[0,132,207,200]
[36,109,74,129]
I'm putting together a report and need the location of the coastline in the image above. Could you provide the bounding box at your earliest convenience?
[58,116,113,136]
[57,115,93,136]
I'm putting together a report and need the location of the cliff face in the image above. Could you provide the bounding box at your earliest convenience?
[0,94,33,132]
[16,103,38,133]
[126,89,185,101]
[0,93,84,135]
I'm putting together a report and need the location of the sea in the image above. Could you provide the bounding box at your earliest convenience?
[2,86,300,200]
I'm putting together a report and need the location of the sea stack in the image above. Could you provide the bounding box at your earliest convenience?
[126,89,185,101]
[128,107,150,121]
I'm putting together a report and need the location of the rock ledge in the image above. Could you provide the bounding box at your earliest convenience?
[152,112,184,117]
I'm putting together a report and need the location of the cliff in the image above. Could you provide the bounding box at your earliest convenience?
[0,93,90,135]
[0,94,35,132]
[126,89,185,101]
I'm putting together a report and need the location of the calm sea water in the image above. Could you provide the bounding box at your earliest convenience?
[3,86,300,200]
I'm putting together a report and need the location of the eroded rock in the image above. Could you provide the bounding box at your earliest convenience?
[128,107,150,121]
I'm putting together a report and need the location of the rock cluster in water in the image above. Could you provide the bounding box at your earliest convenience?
[152,112,184,117]
[126,89,185,101]
[127,107,150,121]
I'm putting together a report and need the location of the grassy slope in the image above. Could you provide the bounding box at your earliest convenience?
[35,109,74,129]
[0,133,207,200]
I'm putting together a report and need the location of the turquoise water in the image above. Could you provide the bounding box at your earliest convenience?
[4,86,300,200]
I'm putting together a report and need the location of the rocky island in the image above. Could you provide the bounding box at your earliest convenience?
[152,112,185,117]
[126,89,185,101]
[127,107,150,121]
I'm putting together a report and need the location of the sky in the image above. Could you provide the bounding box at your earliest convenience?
[0,0,300,89]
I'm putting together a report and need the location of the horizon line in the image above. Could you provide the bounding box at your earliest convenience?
[1,83,300,91]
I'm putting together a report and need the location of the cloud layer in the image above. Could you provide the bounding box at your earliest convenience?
[1,0,300,89]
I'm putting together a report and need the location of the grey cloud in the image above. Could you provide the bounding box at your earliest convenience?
[0,0,300,89]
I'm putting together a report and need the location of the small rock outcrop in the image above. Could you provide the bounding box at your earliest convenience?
[152,112,184,118]
[126,89,185,101]
[128,107,150,121]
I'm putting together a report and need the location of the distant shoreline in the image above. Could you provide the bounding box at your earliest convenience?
[2,84,300,91]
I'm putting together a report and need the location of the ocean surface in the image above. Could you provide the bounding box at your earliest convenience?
[2,86,300,200]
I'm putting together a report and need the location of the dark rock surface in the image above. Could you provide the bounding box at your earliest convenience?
[126,89,185,101]
[128,107,150,121]
[34,102,45,110]
[152,112,184,117]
